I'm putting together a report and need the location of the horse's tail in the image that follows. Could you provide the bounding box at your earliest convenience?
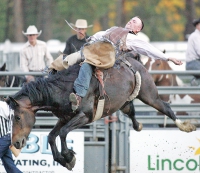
[127,71,141,101]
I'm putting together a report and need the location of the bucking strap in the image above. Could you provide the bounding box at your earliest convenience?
[95,69,105,97]
[92,69,106,121]
[120,56,141,101]
[121,58,136,74]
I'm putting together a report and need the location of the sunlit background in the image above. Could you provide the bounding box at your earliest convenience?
[0,0,200,42]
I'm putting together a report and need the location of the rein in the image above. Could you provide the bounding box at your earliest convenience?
[9,76,15,87]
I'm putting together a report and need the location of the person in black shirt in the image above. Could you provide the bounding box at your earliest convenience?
[63,19,93,55]
[48,19,93,72]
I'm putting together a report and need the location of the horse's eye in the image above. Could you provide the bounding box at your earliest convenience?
[15,116,21,121]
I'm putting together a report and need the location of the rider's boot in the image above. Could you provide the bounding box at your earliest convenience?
[69,93,82,111]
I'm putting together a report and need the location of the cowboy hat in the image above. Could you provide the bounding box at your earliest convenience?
[70,19,93,28]
[192,18,200,27]
[22,25,42,36]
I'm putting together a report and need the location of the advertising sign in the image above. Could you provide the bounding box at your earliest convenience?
[130,130,200,173]
[0,131,84,173]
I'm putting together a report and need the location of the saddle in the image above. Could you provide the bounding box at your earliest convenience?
[92,52,142,121]
[82,40,116,69]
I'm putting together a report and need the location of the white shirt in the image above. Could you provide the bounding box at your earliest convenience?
[0,101,13,120]
[20,40,53,72]
[91,29,168,61]
[186,29,200,62]
[0,101,13,137]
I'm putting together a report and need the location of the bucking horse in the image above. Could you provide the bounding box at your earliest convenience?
[6,53,196,170]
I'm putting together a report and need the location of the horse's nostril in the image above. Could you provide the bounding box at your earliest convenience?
[15,142,20,149]
[22,138,26,147]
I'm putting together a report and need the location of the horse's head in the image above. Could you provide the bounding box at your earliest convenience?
[7,97,36,149]
[144,59,167,83]
[0,63,7,87]
[144,57,179,88]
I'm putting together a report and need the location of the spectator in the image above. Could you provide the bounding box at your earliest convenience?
[20,25,53,82]
[0,101,22,173]
[186,18,200,79]
[63,19,93,55]
[48,19,93,72]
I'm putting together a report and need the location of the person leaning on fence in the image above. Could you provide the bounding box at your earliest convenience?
[186,18,200,79]
[49,16,183,111]
[20,25,53,83]
[0,101,22,173]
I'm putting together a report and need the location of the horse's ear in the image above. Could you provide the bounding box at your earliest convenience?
[8,97,19,107]
[31,106,40,112]
[31,106,51,112]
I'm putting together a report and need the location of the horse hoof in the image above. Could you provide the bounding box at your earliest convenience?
[175,119,196,132]
[137,123,143,131]
[65,156,76,171]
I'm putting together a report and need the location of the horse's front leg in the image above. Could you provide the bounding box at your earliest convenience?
[48,119,67,167]
[59,111,89,171]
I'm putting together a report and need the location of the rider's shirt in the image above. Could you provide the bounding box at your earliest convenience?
[90,27,168,61]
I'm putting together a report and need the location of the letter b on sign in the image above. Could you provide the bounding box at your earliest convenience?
[21,134,39,153]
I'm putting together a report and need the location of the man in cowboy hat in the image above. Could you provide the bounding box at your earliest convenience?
[186,18,200,80]
[67,16,182,111]
[48,19,93,72]
[48,16,182,111]
[63,19,93,55]
[20,25,53,82]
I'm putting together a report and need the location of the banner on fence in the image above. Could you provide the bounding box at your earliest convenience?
[0,131,84,173]
[130,130,200,173]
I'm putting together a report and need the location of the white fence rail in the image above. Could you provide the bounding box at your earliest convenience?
[0,71,199,118]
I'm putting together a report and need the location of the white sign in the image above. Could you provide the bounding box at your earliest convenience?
[130,130,200,173]
[0,131,84,173]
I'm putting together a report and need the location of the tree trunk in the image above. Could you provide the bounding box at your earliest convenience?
[5,0,13,42]
[99,14,109,30]
[37,0,53,42]
[116,0,126,27]
[184,0,195,40]
[13,0,24,42]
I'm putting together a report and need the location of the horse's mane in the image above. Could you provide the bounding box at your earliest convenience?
[11,64,81,106]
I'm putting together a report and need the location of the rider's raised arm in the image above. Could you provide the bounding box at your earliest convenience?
[126,34,182,65]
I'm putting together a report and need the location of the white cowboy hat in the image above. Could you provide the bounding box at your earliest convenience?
[22,25,42,36]
[70,19,93,28]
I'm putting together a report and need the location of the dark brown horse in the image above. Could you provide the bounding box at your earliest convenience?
[144,58,200,115]
[0,63,7,87]
[7,54,196,170]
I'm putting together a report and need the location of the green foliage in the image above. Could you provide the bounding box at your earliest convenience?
[128,0,185,41]
[53,0,113,41]
[0,1,7,41]
[0,0,198,42]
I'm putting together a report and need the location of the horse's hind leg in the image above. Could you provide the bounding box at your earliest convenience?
[138,76,196,132]
[120,101,143,131]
